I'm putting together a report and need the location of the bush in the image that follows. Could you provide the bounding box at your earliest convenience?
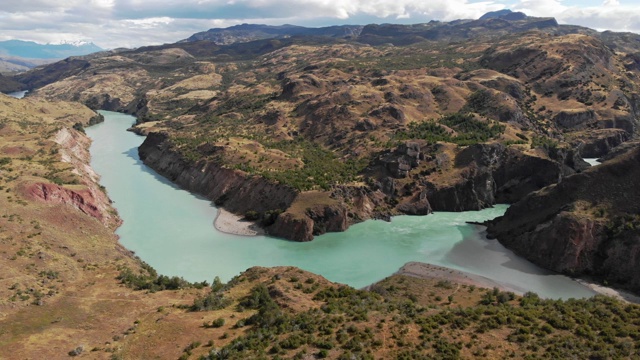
[72,122,85,134]
[117,266,193,292]
[211,318,225,328]
[192,292,232,312]
[245,210,260,221]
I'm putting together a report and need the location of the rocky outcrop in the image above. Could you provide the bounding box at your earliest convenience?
[397,193,432,215]
[599,140,640,162]
[377,141,424,178]
[432,143,582,209]
[88,113,105,126]
[266,187,390,242]
[369,141,586,215]
[50,127,120,228]
[306,204,349,235]
[139,132,298,216]
[268,213,315,242]
[26,183,105,222]
[553,110,597,129]
[83,93,124,111]
[270,203,349,242]
[487,145,640,293]
[331,185,391,221]
[427,167,496,211]
[573,129,630,158]
[547,147,590,175]
[266,202,350,242]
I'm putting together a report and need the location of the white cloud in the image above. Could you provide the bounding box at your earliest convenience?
[513,0,568,17]
[0,0,639,49]
[513,0,640,34]
[123,17,174,29]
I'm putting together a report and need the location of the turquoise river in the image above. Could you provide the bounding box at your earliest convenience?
[87,111,596,299]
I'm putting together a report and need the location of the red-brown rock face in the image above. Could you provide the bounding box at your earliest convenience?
[26,182,104,222]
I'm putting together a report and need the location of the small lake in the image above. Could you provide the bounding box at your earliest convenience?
[87,111,596,299]
[7,90,28,99]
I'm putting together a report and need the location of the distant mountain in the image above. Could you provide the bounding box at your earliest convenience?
[183,23,364,45]
[479,9,527,21]
[358,13,559,45]
[0,40,103,60]
[479,9,514,20]
[0,56,52,74]
[182,14,562,49]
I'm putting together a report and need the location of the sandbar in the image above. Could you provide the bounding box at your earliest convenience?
[214,208,265,236]
[395,262,640,304]
[395,262,522,294]
[576,278,640,304]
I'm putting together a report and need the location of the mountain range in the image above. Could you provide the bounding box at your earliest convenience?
[0,40,103,60]
[0,40,103,74]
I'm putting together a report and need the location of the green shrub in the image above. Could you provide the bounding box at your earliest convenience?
[211,318,225,328]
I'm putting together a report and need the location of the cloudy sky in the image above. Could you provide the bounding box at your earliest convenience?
[0,0,639,49]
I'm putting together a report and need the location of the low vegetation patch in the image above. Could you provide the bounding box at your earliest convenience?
[180,271,640,360]
[396,113,506,145]
[117,262,207,292]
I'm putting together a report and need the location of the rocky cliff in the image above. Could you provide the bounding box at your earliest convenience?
[34,126,120,228]
[380,142,585,213]
[139,132,383,242]
[571,128,630,158]
[487,145,640,292]
[139,132,298,215]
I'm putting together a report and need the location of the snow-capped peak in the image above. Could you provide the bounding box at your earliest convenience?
[47,39,93,47]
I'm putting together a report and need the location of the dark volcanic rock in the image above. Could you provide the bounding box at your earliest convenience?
[354,119,377,131]
[88,113,105,126]
[480,10,515,20]
[501,12,528,21]
[266,197,359,242]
